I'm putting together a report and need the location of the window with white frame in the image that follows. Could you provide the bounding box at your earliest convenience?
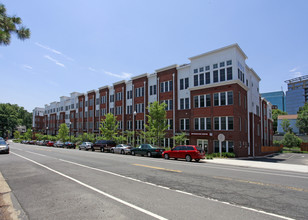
[117,121,122,130]
[116,92,122,101]
[126,105,132,114]
[194,94,211,108]
[162,100,173,110]
[136,120,144,130]
[101,95,107,104]
[135,103,144,113]
[110,95,114,103]
[127,90,132,99]
[180,118,190,130]
[180,78,189,90]
[110,108,114,114]
[167,119,173,130]
[194,118,211,130]
[127,120,132,130]
[149,85,157,95]
[135,87,144,97]
[101,108,107,116]
[213,116,234,130]
[214,140,234,153]
[160,80,173,93]
[179,98,190,110]
[116,106,122,115]
[213,91,233,106]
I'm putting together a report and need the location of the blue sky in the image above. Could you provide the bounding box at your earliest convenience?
[1,0,307,112]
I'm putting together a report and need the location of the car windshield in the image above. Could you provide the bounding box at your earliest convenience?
[0,140,7,145]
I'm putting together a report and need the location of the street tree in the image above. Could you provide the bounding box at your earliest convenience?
[281,119,292,133]
[13,130,20,139]
[173,132,187,146]
[0,3,30,46]
[57,123,69,142]
[145,101,168,147]
[77,133,95,143]
[296,103,308,134]
[272,109,287,133]
[24,128,32,140]
[99,113,119,140]
[35,133,44,141]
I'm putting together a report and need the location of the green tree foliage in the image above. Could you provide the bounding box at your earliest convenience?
[282,132,302,148]
[173,132,187,146]
[145,101,168,147]
[35,133,44,141]
[23,128,32,140]
[77,133,95,143]
[57,123,69,142]
[296,103,308,134]
[0,3,30,45]
[281,119,292,133]
[13,130,20,139]
[114,135,126,145]
[272,109,287,133]
[99,113,118,140]
[0,103,32,137]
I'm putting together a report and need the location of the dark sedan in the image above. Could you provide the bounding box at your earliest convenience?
[0,140,9,154]
[131,144,164,157]
[64,142,76,149]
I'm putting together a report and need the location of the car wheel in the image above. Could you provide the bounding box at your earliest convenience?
[92,148,95,151]
[79,147,81,150]
[111,149,114,153]
[195,159,200,162]
[121,150,124,155]
[147,152,152,157]
[86,148,88,151]
[164,153,169,160]
[101,147,105,152]
[185,155,192,162]
[131,151,135,156]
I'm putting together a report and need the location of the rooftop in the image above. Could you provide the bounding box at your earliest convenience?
[284,75,308,84]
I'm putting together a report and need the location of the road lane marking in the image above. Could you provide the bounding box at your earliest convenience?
[11,152,168,220]
[213,176,308,192]
[11,151,295,220]
[132,164,182,173]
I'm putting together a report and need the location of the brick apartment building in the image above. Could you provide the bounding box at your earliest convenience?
[33,44,273,157]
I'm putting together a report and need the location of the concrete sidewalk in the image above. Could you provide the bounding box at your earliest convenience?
[205,158,308,173]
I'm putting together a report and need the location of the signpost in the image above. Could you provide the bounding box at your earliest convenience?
[218,134,225,158]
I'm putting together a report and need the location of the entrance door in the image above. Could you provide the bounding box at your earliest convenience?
[197,139,208,154]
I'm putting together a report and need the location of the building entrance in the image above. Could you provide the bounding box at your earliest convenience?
[197,139,208,154]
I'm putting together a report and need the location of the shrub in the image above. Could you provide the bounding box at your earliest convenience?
[273,140,282,146]
[282,132,302,148]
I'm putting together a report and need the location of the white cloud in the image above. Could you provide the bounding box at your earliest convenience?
[23,65,33,70]
[103,70,133,79]
[44,55,65,68]
[291,71,303,78]
[36,42,74,61]
[88,67,96,72]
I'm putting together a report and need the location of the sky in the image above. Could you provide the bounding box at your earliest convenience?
[1,0,308,112]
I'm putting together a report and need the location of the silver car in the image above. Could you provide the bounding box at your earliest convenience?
[0,140,9,154]
[110,144,132,154]
[79,142,93,151]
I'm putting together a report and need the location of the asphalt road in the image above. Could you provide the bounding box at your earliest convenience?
[1,142,307,220]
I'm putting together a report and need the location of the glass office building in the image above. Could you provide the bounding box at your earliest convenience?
[285,75,308,114]
[261,91,286,111]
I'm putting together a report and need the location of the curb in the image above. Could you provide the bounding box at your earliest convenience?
[0,172,28,220]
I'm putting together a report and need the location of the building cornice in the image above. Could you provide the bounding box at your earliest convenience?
[177,64,190,70]
[189,43,248,61]
[113,80,127,86]
[189,80,248,92]
[131,73,149,80]
[98,85,110,91]
[155,64,178,73]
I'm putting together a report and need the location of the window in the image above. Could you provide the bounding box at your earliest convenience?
[239,92,241,106]
[205,65,210,71]
[213,70,218,83]
[220,93,226,106]
[200,95,204,107]
[194,75,198,86]
[194,118,211,130]
[127,121,132,130]
[221,117,226,130]
[200,118,205,130]
[199,73,204,85]
[185,78,189,89]
[116,106,122,115]
[110,95,114,102]
[185,98,189,109]
[135,87,144,97]
[160,81,172,93]
[116,92,122,101]
[194,94,211,108]
[110,108,114,114]
[214,93,219,106]
[220,62,225,67]
[163,100,173,111]
[101,108,107,116]
[153,85,157,95]
[180,79,184,90]
[194,68,198,73]
[228,117,234,130]
[213,64,218,69]
[194,118,199,130]
[160,82,164,93]
[194,96,199,108]
[220,69,225,82]
[150,85,156,95]
[227,91,233,105]
[206,118,211,130]
[214,117,219,130]
[135,103,145,113]
[102,96,107,104]
[167,119,173,130]
[127,90,132,99]
[205,72,210,84]
[227,67,232,80]
[199,67,204,72]
[180,99,184,110]
[127,105,132,114]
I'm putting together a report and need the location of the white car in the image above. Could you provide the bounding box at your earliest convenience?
[110,144,132,154]
[79,142,93,151]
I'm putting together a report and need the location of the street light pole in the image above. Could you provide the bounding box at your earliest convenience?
[134,111,137,147]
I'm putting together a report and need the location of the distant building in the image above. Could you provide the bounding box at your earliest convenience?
[261,91,286,111]
[16,126,26,133]
[285,75,308,114]
[277,115,299,134]
[32,107,45,133]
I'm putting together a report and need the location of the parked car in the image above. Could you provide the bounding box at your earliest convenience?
[111,144,132,154]
[29,140,35,145]
[0,140,9,154]
[162,145,205,162]
[131,144,164,157]
[79,142,93,151]
[54,141,64,148]
[93,140,116,152]
[0,137,4,140]
[42,140,49,146]
[46,141,54,147]
[64,142,76,149]
[36,140,42,145]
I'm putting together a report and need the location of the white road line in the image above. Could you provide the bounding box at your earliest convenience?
[25,151,47,157]
[11,152,168,220]
[12,150,295,220]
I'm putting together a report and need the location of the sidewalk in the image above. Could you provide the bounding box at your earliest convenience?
[205,158,308,173]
